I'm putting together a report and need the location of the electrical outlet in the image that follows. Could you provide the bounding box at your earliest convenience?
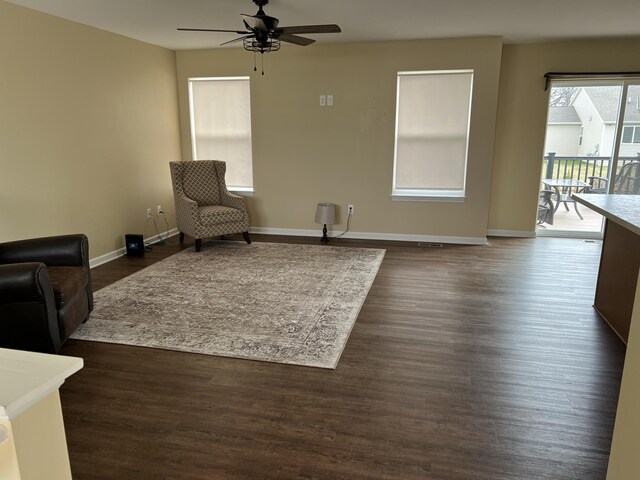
[157,205,162,215]
[146,208,152,220]
[348,204,354,216]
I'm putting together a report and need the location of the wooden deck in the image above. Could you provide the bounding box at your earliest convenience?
[538,203,604,235]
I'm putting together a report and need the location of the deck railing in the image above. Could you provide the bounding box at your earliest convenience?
[543,153,640,183]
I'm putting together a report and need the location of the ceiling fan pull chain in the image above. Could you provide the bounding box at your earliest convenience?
[253,50,257,72]
[261,53,265,75]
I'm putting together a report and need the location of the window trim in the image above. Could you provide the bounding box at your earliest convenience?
[391,69,474,202]
[228,187,254,196]
[391,190,466,202]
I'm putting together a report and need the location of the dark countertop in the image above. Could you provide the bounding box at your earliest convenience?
[572,194,640,236]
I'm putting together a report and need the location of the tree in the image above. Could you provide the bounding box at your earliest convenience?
[549,87,578,106]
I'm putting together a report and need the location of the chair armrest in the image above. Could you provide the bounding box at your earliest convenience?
[0,263,54,303]
[540,188,557,200]
[587,176,608,193]
[220,190,245,210]
[539,189,555,205]
[0,263,61,353]
[0,234,89,268]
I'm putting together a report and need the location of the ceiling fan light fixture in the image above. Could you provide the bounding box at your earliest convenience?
[243,37,280,53]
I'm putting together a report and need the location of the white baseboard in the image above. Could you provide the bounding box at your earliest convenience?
[249,227,320,238]
[249,227,488,246]
[487,229,536,238]
[89,229,178,268]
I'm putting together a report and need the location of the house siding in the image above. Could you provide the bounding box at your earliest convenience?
[544,124,581,156]
[572,89,606,156]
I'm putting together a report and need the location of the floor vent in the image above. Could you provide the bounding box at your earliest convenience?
[418,242,444,248]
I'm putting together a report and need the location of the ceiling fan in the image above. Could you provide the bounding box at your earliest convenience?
[178,0,341,55]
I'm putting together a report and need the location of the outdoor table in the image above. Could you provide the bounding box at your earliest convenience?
[542,178,590,219]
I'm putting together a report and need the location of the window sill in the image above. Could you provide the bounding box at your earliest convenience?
[391,193,465,203]
[229,188,254,197]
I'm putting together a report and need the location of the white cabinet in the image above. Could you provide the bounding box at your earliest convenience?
[0,348,83,480]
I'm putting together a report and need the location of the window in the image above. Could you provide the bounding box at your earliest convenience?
[392,70,474,201]
[188,77,253,191]
[578,126,584,145]
[621,125,640,144]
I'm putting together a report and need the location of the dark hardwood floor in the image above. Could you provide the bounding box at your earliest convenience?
[60,235,626,479]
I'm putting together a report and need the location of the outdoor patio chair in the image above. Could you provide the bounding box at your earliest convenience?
[537,189,555,225]
[588,161,640,195]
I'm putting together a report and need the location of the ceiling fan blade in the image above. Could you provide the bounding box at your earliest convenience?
[277,24,341,35]
[241,14,268,31]
[220,35,253,46]
[178,28,249,34]
[277,33,315,46]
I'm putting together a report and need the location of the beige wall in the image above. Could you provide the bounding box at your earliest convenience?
[176,37,503,241]
[489,38,640,233]
[0,1,181,258]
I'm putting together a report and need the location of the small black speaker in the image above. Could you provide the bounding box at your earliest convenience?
[125,234,145,257]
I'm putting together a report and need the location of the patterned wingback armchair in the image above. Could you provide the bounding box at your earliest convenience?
[170,160,251,251]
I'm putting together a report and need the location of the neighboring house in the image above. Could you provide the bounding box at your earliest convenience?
[544,86,640,158]
[544,105,582,156]
[572,87,607,156]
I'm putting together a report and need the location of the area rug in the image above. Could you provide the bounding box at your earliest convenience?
[72,241,385,369]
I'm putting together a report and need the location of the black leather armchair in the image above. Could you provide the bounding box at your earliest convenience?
[0,234,93,353]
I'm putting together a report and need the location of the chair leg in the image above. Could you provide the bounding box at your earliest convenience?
[574,202,584,220]
[195,239,202,252]
[552,188,561,213]
[179,232,184,243]
[243,232,251,244]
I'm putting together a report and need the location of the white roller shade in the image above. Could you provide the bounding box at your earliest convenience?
[189,77,253,190]
[393,70,473,198]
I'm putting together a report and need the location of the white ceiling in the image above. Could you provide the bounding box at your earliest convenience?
[6,0,640,51]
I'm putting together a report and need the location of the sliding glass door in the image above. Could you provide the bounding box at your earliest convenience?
[537,79,640,237]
